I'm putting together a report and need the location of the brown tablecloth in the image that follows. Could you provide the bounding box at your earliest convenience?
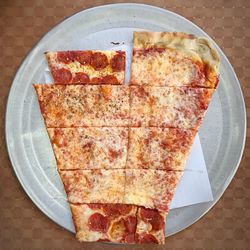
[0,1,249,249]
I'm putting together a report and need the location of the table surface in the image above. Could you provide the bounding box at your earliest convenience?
[0,1,249,249]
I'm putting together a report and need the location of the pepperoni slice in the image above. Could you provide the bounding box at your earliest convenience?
[103,204,132,217]
[88,213,109,233]
[124,233,135,243]
[72,72,90,84]
[57,51,74,64]
[90,52,108,70]
[140,208,164,231]
[111,52,125,72]
[139,233,158,244]
[90,75,119,84]
[124,216,137,233]
[52,68,72,83]
[90,77,101,84]
[76,51,92,65]
[102,75,119,84]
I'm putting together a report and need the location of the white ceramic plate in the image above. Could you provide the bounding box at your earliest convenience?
[5,4,246,236]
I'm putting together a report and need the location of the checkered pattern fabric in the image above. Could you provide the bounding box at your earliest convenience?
[0,0,249,249]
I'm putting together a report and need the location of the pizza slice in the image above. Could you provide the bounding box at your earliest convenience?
[127,127,197,171]
[124,169,183,211]
[33,84,130,127]
[70,203,166,244]
[130,86,214,130]
[47,127,128,170]
[59,169,125,204]
[45,50,125,84]
[131,31,220,88]
[135,207,167,244]
[70,203,137,243]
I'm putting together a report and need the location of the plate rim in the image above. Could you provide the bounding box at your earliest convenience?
[5,3,247,237]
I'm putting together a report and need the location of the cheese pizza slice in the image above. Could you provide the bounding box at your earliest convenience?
[70,203,137,243]
[46,50,125,84]
[130,86,214,130]
[124,169,183,211]
[47,127,128,170]
[135,207,166,244]
[59,169,125,204]
[33,84,130,127]
[131,32,220,88]
[127,127,197,171]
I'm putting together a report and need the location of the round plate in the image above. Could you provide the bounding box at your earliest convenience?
[5,3,246,237]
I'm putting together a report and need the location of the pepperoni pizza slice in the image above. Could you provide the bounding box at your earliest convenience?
[131,32,220,88]
[33,84,130,127]
[130,86,214,130]
[135,207,167,244]
[127,127,197,170]
[47,127,128,170]
[124,169,183,211]
[45,50,125,84]
[59,169,125,204]
[70,203,137,243]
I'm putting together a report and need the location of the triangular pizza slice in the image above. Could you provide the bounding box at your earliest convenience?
[45,50,125,84]
[131,32,220,88]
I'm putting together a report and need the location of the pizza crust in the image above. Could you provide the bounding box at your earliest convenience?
[132,31,220,88]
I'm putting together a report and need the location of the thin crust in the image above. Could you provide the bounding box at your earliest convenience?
[132,31,220,88]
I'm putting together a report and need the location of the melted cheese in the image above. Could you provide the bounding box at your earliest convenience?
[70,204,138,243]
[47,127,128,170]
[124,169,183,211]
[131,48,207,87]
[127,127,197,171]
[132,31,220,88]
[70,204,105,242]
[34,84,130,127]
[46,50,125,83]
[136,207,166,244]
[130,86,214,130]
[60,169,125,204]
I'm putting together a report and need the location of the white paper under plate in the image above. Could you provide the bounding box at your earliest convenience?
[6,4,246,237]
